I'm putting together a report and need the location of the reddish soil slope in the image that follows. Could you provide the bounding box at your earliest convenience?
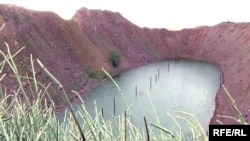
[1,4,250,124]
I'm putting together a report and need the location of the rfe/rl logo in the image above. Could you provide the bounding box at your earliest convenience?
[213,129,247,136]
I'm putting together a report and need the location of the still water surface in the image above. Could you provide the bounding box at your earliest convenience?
[57,59,221,135]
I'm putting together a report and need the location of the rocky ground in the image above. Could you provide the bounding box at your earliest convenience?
[0,4,250,124]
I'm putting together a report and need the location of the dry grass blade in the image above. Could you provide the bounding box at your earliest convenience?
[150,123,176,140]
[143,116,150,141]
[124,110,127,141]
[220,84,247,125]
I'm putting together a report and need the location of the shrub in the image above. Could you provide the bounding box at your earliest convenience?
[86,66,103,79]
[108,50,120,67]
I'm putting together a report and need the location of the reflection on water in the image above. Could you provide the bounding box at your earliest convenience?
[57,59,221,135]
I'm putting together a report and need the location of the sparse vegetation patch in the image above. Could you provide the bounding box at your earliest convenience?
[108,50,120,67]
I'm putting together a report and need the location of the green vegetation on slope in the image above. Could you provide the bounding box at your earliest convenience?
[109,50,121,67]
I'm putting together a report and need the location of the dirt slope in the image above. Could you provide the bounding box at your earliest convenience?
[0,4,250,124]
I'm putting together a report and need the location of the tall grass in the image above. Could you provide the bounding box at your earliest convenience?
[0,43,80,140]
[0,25,247,140]
[216,85,247,125]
